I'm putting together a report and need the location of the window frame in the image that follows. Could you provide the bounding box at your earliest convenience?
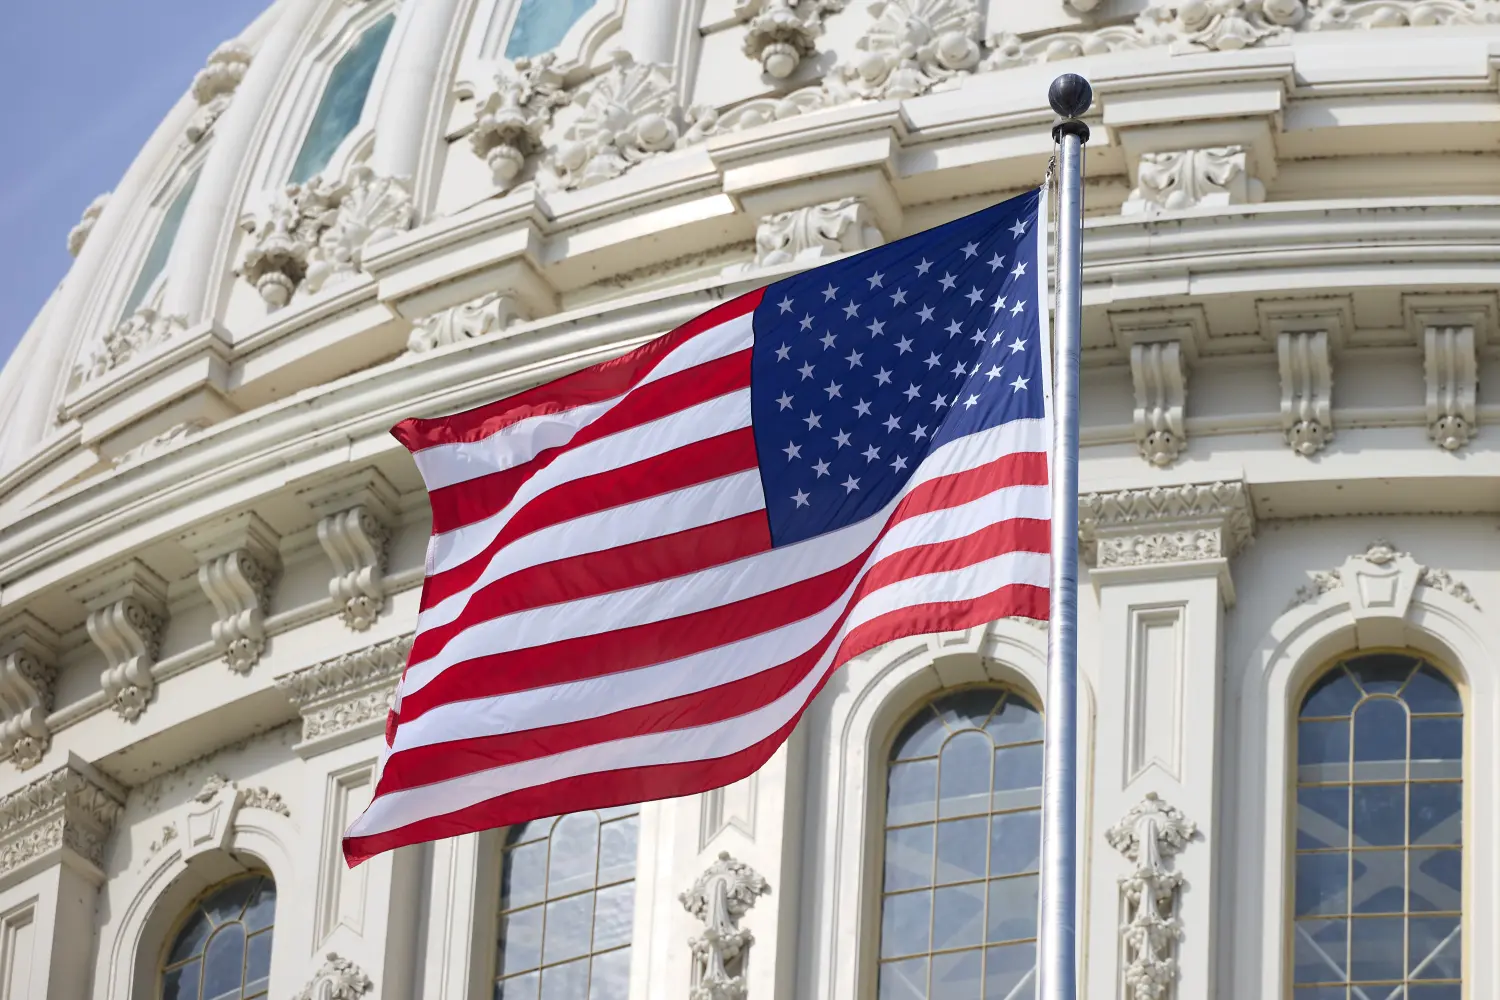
[155,871,277,1000]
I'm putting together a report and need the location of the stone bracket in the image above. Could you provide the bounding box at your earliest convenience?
[0,614,60,772]
[300,471,399,633]
[1129,341,1188,467]
[71,560,169,721]
[1423,325,1477,450]
[1276,331,1333,457]
[183,512,282,673]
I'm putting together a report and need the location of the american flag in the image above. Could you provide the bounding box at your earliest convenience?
[343,189,1051,865]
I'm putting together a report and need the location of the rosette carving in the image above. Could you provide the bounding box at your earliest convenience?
[836,0,982,99]
[544,53,684,191]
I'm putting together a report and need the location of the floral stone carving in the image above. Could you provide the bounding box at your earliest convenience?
[72,307,189,388]
[294,953,373,1000]
[1105,793,1197,1000]
[67,193,109,258]
[1079,480,1255,569]
[1124,146,1265,214]
[408,291,525,353]
[186,42,252,144]
[470,54,570,191]
[88,595,166,721]
[837,0,982,100]
[1289,540,1481,610]
[304,166,414,295]
[274,635,411,746]
[1141,0,1306,51]
[747,197,885,269]
[736,0,845,79]
[0,762,125,879]
[544,52,684,191]
[681,851,771,1000]
[0,643,56,772]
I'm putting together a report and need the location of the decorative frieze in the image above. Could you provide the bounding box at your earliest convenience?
[1129,342,1187,467]
[737,0,845,79]
[746,197,885,270]
[75,561,169,721]
[67,193,109,258]
[72,306,189,387]
[1106,793,1197,1000]
[836,0,982,100]
[408,291,525,353]
[1290,540,1480,611]
[1423,325,1477,450]
[1079,481,1255,569]
[274,634,410,749]
[469,54,570,192]
[302,470,399,632]
[294,953,374,1000]
[112,421,208,468]
[185,42,252,144]
[0,759,125,885]
[544,53,684,191]
[681,87,836,143]
[184,513,281,674]
[681,851,770,1000]
[0,616,60,771]
[1277,331,1334,456]
[1123,146,1264,215]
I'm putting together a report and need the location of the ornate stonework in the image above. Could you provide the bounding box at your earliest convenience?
[681,851,770,1000]
[1106,793,1197,1000]
[744,196,885,270]
[0,616,59,772]
[187,514,281,675]
[274,635,410,746]
[1290,539,1481,610]
[1423,325,1477,450]
[1129,342,1188,467]
[67,193,109,258]
[736,0,845,79]
[112,421,208,468]
[1123,146,1265,215]
[408,291,525,353]
[77,563,169,721]
[544,53,684,191]
[240,786,291,817]
[72,307,189,388]
[186,42,253,145]
[317,507,391,631]
[0,761,125,883]
[1079,481,1255,568]
[294,953,374,1000]
[1277,331,1334,456]
[837,0,982,100]
[469,54,570,192]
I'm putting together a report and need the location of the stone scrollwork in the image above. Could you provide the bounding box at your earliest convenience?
[240,786,291,816]
[76,563,169,721]
[1304,0,1500,28]
[836,0,982,100]
[1277,331,1334,456]
[186,42,253,145]
[67,193,109,258]
[1079,480,1255,569]
[681,88,837,144]
[0,616,59,772]
[1423,325,1477,450]
[544,52,685,191]
[318,507,391,632]
[469,54,571,192]
[1129,342,1188,467]
[293,953,374,1000]
[744,197,885,271]
[274,635,411,747]
[1106,793,1197,1000]
[112,421,209,468]
[0,760,125,882]
[1290,540,1481,610]
[736,0,846,79]
[1142,0,1307,51]
[408,291,526,353]
[188,515,281,675]
[1123,146,1265,215]
[72,307,189,388]
[304,166,414,295]
[680,851,771,1000]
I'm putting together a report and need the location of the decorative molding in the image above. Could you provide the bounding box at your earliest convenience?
[700,775,758,850]
[1277,330,1333,456]
[0,759,125,885]
[302,469,399,633]
[274,635,410,749]
[303,166,414,295]
[1304,0,1500,28]
[71,307,189,388]
[742,197,884,271]
[682,88,835,143]
[240,786,291,817]
[75,561,168,721]
[67,193,109,258]
[1423,325,1477,450]
[1289,540,1480,612]
[112,421,210,468]
[181,773,243,860]
[293,953,374,1000]
[0,616,60,772]
[1105,793,1196,1000]
[680,851,770,1000]
[469,54,570,192]
[185,42,252,145]
[1123,146,1265,215]
[736,0,845,79]
[408,291,525,353]
[543,52,684,191]
[1079,481,1255,569]
[185,513,281,674]
[1129,342,1187,467]
[836,0,982,100]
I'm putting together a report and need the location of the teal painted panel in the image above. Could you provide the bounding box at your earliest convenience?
[503,0,598,59]
[120,169,199,320]
[289,13,396,184]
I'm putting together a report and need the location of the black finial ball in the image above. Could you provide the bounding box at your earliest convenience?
[1048,74,1093,120]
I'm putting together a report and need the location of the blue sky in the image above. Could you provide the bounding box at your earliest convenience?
[0,0,273,371]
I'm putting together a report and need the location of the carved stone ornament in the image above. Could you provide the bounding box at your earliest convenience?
[317,506,391,631]
[1423,325,1477,450]
[1105,793,1197,1000]
[304,165,414,295]
[274,635,410,747]
[470,54,570,191]
[408,291,525,353]
[1130,342,1187,467]
[72,306,189,388]
[1304,0,1500,29]
[744,197,885,271]
[240,786,291,816]
[0,761,125,883]
[837,0,982,100]
[1079,481,1255,569]
[196,547,277,674]
[181,773,244,860]
[1123,146,1265,215]
[81,566,169,721]
[680,87,837,143]
[680,851,771,1000]
[736,0,846,79]
[293,952,374,1000]
[112,421,208,468]
[67,193,109,258]
[0,618,59,772]
[1290,540,1481,611]
[544,52,684,191]
[186,42,252,144]
[1277,330,1334,456]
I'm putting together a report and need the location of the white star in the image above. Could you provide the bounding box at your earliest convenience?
[930,394,949,410]
[951,360,969,377]
[867,318,886,336]
[792,489,810,507]
[853,398,872,417]
[1011,260,1028,279]
[917,304,935,323]
[964,393,980,409]
[890,454,908,472]
[813,459,831,477]
[804,411,822,429]
[775,344,791,361]
[823,283,839,301]
[1009,337,1027,353]
[891,288,908,306]
[776,391,794,410]
[992,331,1006,346]
[939,272,957,291]
[916,258,933,276]
[966,287,984,305]
[867,271,885,289]
[910,423,929,440]
[843,301,860,319]
[946,319,963,337]
[992,295,1008,313]
[960,241,979,258]
[820,331,837,350]
[841,474,860,494]
[1009,219,1028,238]
[1010,375,1030,392]
[1010,300,1026,316]
[874,368,893,386]
[988,253,1006,272]
[824,381,843,399]
[846,349,864,368]
[986,365,1003,380]
[799,313,814,331]
[783,441,801,460]
[970,329,988,345]
[970,361,982,376]
[883,415,901,432]
[862,444,881,462]
[895,336,913,354]
[924,352,941,369]
[798,361,815,380]
[778,296,794,314]
[903,383,922,401]
[833,429,852,448]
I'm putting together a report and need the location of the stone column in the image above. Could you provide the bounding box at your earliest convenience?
[1079,481,1255,1000]
[370,0,464,189]
[619,0,682,68]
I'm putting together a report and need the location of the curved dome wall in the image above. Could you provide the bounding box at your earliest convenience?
[0,2,1497,999]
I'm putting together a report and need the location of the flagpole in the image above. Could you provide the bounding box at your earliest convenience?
[1039,73,1091,1000]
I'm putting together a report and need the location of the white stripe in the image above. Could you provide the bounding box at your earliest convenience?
[412,315,753,491]
[348,548,1041,839]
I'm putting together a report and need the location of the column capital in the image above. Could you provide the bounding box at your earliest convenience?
[274,635,409,756]
[0,754,126,890]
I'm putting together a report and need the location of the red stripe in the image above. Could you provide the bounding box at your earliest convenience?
[391,290,763,452]
[343,584,1045,868]
[420,427,761,610]
[426,347,753,534]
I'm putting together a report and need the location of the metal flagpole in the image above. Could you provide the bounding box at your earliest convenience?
[1038,73,1091,1000]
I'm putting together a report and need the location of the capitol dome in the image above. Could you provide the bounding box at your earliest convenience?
[0,0,1496,997]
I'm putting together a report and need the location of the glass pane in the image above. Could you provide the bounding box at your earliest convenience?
[503,840,548,910]
[1299,720,1350,783]
[991,744,1043,812]
[1407,986,1461,1000]
[1410,718,1462,780]
[539,958,589,1000]
[597,805,637,821]
[1350,850,1405,915]
[880,890,932,959]
[989,810,1041,876]
[931,883,985,951]
[508,817,556,847]
[986,875,1038,944]
[1295,853,1348,917]
[542,892,595,965]
[1347,653,1417,694]
[893,707,947,761]
[985,696,1041,746]
[1298,786,1350,851]
[1408,916,1460,980]
[504,0,598,59]
[935,689,1001,732]
[243,881,276,932]
[498,905,544,976]
[162,960,201,1000]
[588,947,630,1000]
[245,930,272,993]
[1293,919,1347,985]
[1353,699,1408,782]
[887,759,938,826]
[1351,785,1405,847]
[1402,665,1461,714]
[1293,988,1348,1000]
[496,971,540,1000]
[597,815,638,886]
[984,941,1036,1000]
[204,878,258,926]
[1408,850,1461,912]
[939,732,993,818]
[935,817,987,885]
[1302,669,1361,718]
[591,882,634,952]
[201,923,246,1000]
[885,824,935,892]
[289,15,396,183]
[1349,916,1404,982]
[548,813,600,897]
[930,947,982,1000]
[169,911,212,964]
[878,956,928,1000]
[122,171,199,320]
[1409,784,1461,846]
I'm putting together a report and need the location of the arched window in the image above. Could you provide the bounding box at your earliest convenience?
[289,13,396,183]
[496,806,638,999]
[121,169,200,320]
[1293,652,1463,998]
[503,0,599,60]
[160,874,276,1000]
[878,687,1043,1000]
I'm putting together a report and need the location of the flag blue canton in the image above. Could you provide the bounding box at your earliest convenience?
[751,189,1045,547]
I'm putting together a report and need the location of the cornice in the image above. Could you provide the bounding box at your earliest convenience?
[1080,479,1256,570]
[273,634,410,754]
[0,756,126,888]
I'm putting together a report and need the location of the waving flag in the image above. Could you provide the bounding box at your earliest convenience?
[344,188,1051,865]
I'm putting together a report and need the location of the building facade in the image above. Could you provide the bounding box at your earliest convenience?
[0,0,1496,997]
